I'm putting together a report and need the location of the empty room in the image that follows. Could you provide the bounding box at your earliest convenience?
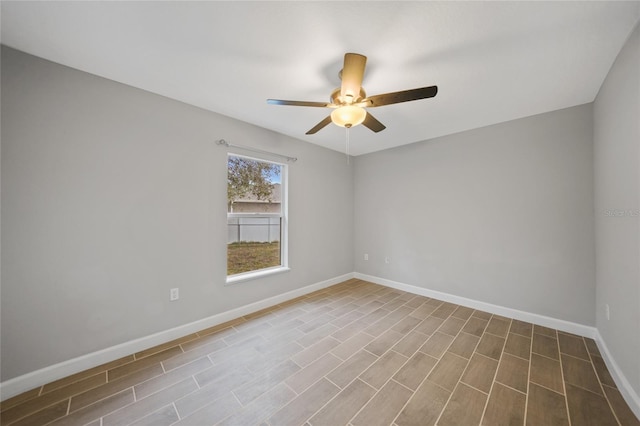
[1,1,639,425]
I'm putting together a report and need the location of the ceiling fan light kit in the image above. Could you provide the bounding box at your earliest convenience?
[267,53,438,135]
[331,105,367,128]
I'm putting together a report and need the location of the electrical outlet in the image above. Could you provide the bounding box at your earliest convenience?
[170,288,179,301]
[605,304,610,320]
[364,253,369,261]
[385,256,391,264]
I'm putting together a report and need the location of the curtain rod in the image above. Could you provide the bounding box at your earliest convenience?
[216,139,297,162]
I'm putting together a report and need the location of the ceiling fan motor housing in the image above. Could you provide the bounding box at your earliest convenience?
[330,87,367,105]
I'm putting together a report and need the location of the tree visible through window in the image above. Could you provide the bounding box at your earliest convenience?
[227,154,286,277]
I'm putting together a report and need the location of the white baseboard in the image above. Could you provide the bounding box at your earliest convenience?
[0,272,354,401]
[594,330,640,420]
[355,272,640,419]
[355,273,596,337]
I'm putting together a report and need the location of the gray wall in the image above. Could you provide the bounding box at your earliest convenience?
[354,104,596,325]
[0,47,354,381]
[594,23,640,397]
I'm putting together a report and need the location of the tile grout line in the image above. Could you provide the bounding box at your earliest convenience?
[281,381,299,397]
[67,383,134,417]
[532,348,561,362]
[433,381,461,425]
[410,307,482,426]
[389,377,416,394]
[530,380,570,397]
[226,389,245,423]
[175,374,242,425]
[524,321,536,426]
[557,351,622,399]
[325,377,377,425]
[478,314,512,426]
[48,387,139,426]
[583,336,623,426]
[347,350,419,425]
[5,376,115,425]
[41,361,131,398]
[522,323,535,426]
[460,381,491,396]
[524,328,533,398]
[494,379,527,396]
[560,350,594,362]
[280,370,340,424]
[556,329,572,426]
[16,370,111,408]
[172,402,181,422]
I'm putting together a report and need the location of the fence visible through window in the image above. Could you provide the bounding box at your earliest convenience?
[227,214,282,276]
[227,215,281,244]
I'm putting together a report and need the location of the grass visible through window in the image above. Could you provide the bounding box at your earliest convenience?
[227,241,281,275]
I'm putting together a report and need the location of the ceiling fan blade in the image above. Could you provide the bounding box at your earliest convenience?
[362,111,386,133]
[363,85,438,107]
[267,99,331,108]
[305,116,333,135]
[340,53,367,101]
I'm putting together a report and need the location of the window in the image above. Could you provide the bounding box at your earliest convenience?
[226,154,288,282]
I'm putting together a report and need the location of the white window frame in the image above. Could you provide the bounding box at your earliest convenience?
[226,153,289,284]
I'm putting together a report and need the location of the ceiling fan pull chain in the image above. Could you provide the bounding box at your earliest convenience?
[346,126,350,165]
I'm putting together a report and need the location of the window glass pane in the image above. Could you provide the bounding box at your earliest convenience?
[227,218,281,275]
[227,156,281,214]
[227,155,284,277]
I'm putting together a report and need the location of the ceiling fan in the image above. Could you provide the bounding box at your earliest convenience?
[267,53,438,135]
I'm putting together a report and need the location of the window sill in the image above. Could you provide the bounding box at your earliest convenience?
[225,266,291,285]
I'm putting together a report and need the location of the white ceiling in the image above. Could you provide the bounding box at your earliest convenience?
[2,1,639,156]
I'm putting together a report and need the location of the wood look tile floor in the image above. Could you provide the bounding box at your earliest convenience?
[2,279,639,426]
